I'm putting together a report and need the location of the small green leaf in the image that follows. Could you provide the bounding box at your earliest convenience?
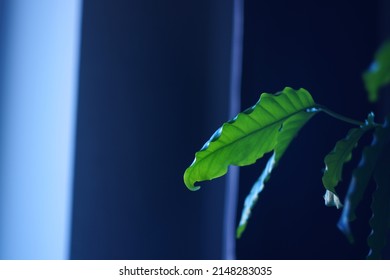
[322,113,375,206]
[367,122,390,259]
[338,124,390,243]
[363,40,390,102]
[183,87,317,191]
[323,128,368,193]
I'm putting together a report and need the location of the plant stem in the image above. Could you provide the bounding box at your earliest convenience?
[316,105,365,126]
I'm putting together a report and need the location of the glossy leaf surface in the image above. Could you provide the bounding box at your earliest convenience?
[184,87,317,191]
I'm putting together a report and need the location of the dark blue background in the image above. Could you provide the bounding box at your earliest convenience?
[70,0,389,259]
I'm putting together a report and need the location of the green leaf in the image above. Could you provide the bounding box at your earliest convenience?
[367,122,390,259]
[338,124,390,243]
[322,128,368,193]
[183,87,317,191]
[322,113,375,207]
[363,40,390,102]
[236,102,317,237]
[236,152,276,238]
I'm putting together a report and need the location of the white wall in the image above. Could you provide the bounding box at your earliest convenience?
[0,0,82,259]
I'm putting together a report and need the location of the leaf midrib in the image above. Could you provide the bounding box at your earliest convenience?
[193,105,317,168]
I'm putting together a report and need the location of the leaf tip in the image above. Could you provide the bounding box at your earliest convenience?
[184,176,201,191]
[183,166,201,191]
[337,210,355,244]
[187,185,201,191]
[236,223,247,239]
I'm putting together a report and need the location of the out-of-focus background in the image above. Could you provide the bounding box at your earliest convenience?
[0,0,389,259]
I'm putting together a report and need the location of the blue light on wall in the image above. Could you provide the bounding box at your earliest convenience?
[0,0,82,259]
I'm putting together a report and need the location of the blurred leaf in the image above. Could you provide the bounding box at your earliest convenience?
[338,124,390,243]
[367,122,390,259]
[184,87,317,191]
[363,40,390,102]
[236,152,276,238]
[322,113,375,207]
